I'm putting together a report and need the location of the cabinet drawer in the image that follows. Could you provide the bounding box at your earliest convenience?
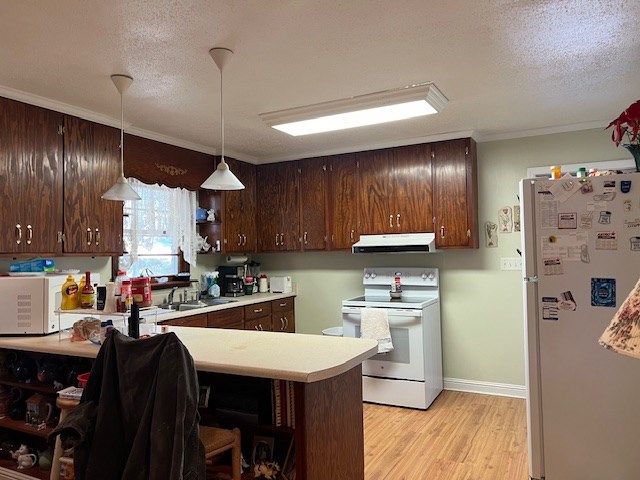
[162,314,208,328]
[271,297,294,313]
[244,302,271,320]
[208,308,243,329]
[245,317,272,331]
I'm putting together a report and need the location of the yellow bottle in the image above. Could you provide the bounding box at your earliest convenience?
[78,275,86,296]
[61,275,79,310]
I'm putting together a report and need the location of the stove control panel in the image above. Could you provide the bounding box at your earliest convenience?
[362,268,439,287]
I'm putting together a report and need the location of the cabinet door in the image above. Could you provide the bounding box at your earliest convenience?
[163,314,207,327]
[299,157,327,251]
[63,116,123,254]
[222,158,245,252]
[0,98,63,254]
[279,162,300,251]
[238,161,257,252]
[358,149,394,234]
[208,307,243,329]
[393,143,433,233]
[244,316,272,331]
[432,138,478,248]
[272,298,295,333]
[256,164,282,252]
[329,153,359,250]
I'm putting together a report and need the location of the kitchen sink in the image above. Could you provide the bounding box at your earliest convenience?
[159,298,237,311]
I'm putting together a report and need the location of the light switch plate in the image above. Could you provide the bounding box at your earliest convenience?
[500,257,522,271]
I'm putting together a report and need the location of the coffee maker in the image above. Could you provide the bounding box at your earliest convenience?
[217,265,245,296]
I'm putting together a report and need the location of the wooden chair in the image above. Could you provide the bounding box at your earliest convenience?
[199,425,242,480]
[50,397,80,480]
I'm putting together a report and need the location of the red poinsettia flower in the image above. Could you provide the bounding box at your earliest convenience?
[606,100,640,147]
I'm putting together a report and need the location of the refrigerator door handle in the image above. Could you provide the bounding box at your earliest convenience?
[524,276,539,283]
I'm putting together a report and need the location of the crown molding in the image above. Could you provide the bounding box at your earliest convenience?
[476,120,607,142]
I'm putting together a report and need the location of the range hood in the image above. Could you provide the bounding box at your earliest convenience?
[352,233,436,253]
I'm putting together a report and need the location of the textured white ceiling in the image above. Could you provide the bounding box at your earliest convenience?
[0,0,638,163]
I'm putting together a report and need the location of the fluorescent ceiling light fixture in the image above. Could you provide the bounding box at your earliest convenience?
[260,83,448,136]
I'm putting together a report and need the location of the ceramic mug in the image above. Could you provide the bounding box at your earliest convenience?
[16,453,37,469]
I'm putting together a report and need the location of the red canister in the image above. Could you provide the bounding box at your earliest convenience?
[131,277,152,307]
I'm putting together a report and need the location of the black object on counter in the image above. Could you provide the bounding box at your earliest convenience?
[96,286,106,311]
[128,303,140,339]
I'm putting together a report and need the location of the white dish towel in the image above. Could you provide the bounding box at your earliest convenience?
[360,308,394,353]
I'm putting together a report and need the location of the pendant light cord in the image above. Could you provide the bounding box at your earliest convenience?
[120,90,125,177]
[220,64,225,165]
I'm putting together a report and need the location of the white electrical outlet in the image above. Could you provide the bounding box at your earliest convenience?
[500,257,522,271]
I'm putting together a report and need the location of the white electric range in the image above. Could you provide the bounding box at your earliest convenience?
[342,267,443,409]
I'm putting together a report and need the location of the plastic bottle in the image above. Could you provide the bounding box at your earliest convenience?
[576,167,587,178]
[104,282,117,313]
[208,273,221,298]
[115,270,130,313]
[78,275,86,297]
[550,166,561,180]
[258,275,268,293]
[122,280,133,312]
[60,275,79,310]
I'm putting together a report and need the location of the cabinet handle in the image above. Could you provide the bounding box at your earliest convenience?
[242,234,247,246]
[86,228,93,245]
[26,224,33,245]
[237,234,242,246]
[389,214,393,228]
[254,325,260,331]
[284,316,289,330]
[275,234,280,246]
[280,233,284,246]
[350,229,354,242]
[440,226,445,238]
[15,224,22,245]
[280,318,285,330]
[303,231,308,245]
[95,228,100,246]
[254,308,263,313]
[279,303,286,307]
[258,324,264,331]
[396,214,400,228]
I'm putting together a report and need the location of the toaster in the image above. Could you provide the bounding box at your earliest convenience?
[270,276,292,293]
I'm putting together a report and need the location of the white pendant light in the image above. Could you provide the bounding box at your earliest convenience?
[201,47,245,191]
[102,74,141,201]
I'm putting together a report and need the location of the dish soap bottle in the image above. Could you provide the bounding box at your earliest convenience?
[61,275,79,310]
[208,272,220,298]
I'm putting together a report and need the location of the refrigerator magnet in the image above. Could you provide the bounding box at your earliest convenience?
[542,297,559,321]
[543,257,563,275]
[630,237,640,251]
[580,212,593,229]
[591,278,616,307]
[625,218,640,229]
[558,212,577,229]
[598,211,612,224]
[621,180,632,193]
[595,231,617,250]
[560,291,577,311]
[580,179,594,194]
[624,199,633,212]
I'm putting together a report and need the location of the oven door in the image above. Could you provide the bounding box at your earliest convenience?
[342,306,424,381]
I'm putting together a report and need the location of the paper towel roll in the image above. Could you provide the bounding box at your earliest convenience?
[225,255,248,265]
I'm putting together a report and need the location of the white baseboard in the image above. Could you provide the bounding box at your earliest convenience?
[444,377,526,399]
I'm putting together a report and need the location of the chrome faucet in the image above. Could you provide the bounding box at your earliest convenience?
[167,286,178,304]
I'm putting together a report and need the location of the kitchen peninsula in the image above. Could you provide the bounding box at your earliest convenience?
[0,327,377,480]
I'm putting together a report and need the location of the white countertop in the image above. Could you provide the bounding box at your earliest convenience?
[0,326,377,384]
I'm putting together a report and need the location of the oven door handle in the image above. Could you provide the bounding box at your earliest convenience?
[341,307,423,318]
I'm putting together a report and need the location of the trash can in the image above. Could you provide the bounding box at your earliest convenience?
[322,326,343,337]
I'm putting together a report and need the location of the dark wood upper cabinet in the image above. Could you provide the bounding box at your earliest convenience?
[0,97,64,255]
[357,144,432,235]
[221,158,256,253]
[328,153,360,250]
[63,115,123,254]
[432,138,478,249]
[299,157,328,251]
[392,143,433,233]
[256,162,300,252]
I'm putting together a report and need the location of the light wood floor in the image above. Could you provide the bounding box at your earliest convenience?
[363,390,528,480]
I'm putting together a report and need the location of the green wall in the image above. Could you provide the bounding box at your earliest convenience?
[196,127,629,388]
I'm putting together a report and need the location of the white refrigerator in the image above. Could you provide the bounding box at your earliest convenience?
[520,172,640,480]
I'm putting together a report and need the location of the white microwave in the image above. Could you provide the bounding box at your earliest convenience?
[0,274,100,335]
